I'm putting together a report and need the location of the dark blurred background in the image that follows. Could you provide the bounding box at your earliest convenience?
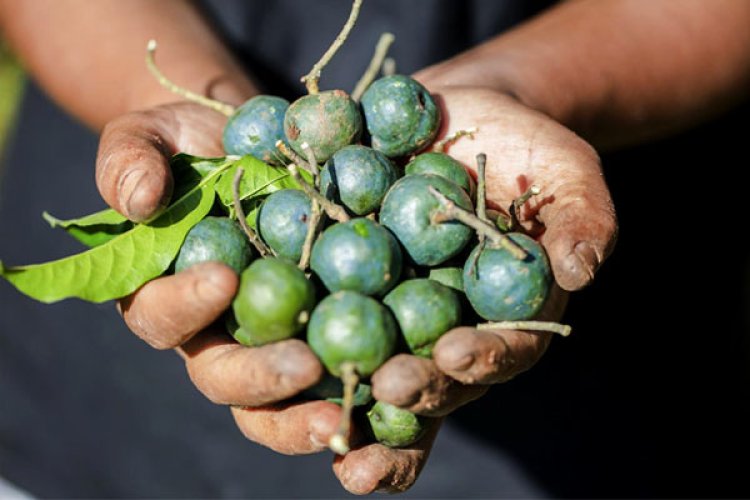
[1,1,749,497]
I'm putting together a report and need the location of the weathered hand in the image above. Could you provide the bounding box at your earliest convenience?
[95,101,323,409]
[95,84,617,496]
[336,84,618,493]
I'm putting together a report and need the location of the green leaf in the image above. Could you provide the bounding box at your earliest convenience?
[39,154,234,249]
[214,155,307,209]
[42,209,132,248]
[170,153,235,179]
[242,198,264,230]
[1,170,225,303]
[171,153,236,200]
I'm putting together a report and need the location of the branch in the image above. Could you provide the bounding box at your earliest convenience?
[276,141,350,223]
[146,40,235,117]
[429,186,527,260]
[298,143,323,271]
[233,168,272,256]
[351,32,395,102]
[509,184,541,231]
[478,320,572,337]
[433,127,477,153]
[301,0,364,94]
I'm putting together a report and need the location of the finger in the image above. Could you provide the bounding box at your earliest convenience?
[332,419,442,495]
[231,400,358,455]
[371,354,487,417]
[433,327,552,385]
[118,262,238,349]
[433,283,565,384]
[96,109,177,222]
[537,162,618,291]
[178,331,323,406]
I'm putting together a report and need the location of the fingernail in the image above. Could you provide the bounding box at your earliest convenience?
[561,241,599,289]
[122,169,168,222]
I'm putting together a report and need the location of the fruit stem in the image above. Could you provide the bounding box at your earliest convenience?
[468,153,490,276]
[478,320,572,337]
[277,141,350,223]
[329,362,359,455]
[428,186,528,260]
[476,153,488,224]
[145,40,236,117]
[351,32,395,102]
[301,142,320,188]
[274,142,312,175]
[509,184,541,231]
[301,0,364,94]
[298,144,324,271]
[433,127,478,153]
[233,167,272,257]
[382,57,397,77]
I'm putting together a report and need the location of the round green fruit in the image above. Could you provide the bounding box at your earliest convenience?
[405,152,475,198]
[311,218,402,296]
[256,189,311,262]
[361,75,440,157]
[307,291,397,377]
[463,233,552,321]
[231,258,316,346]
[174,216,253,274]
[367,401,429,448]
[284,90,362,162]
[320,145,398,216]
[222,95,290,164]
[380,174,474,266]
[383,278,461,358]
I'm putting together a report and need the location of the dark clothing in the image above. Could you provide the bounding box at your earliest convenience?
[1,1,749,497]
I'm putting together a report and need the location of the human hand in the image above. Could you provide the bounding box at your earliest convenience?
[95,101,323,407]
[331,84,618,493]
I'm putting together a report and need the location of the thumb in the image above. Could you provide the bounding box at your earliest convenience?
[95,109,176,222]
[538,180,618,291]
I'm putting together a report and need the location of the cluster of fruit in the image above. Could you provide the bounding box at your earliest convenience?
[0,0,569,456]
[171,36,564,454]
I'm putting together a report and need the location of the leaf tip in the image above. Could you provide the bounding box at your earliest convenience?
[42,211,58,228]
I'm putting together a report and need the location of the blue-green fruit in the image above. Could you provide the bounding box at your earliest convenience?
[320,145,398,216]
[311,218,402,296]
[308,291,397,377]
[380,174,473,266]
[427,266,464,293]
[367,401,429,448]
[174,216,253,274]
[463,233,552,321]
[284,90,362,162]
[256,189,311,262]
[383,278,461,358]
[231,258,316,346]
[223,95,290,164]
[405,152,475,198]
[361,75,440,157]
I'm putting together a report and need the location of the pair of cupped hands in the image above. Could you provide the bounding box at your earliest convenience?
[96,73,616,494]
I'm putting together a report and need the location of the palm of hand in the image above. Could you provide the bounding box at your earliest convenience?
[428,86,616,291]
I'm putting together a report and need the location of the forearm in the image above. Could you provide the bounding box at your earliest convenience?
[0,0,257,130]
[418,0,750,149]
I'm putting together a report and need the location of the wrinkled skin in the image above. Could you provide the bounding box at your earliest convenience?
[97,81,616,493]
